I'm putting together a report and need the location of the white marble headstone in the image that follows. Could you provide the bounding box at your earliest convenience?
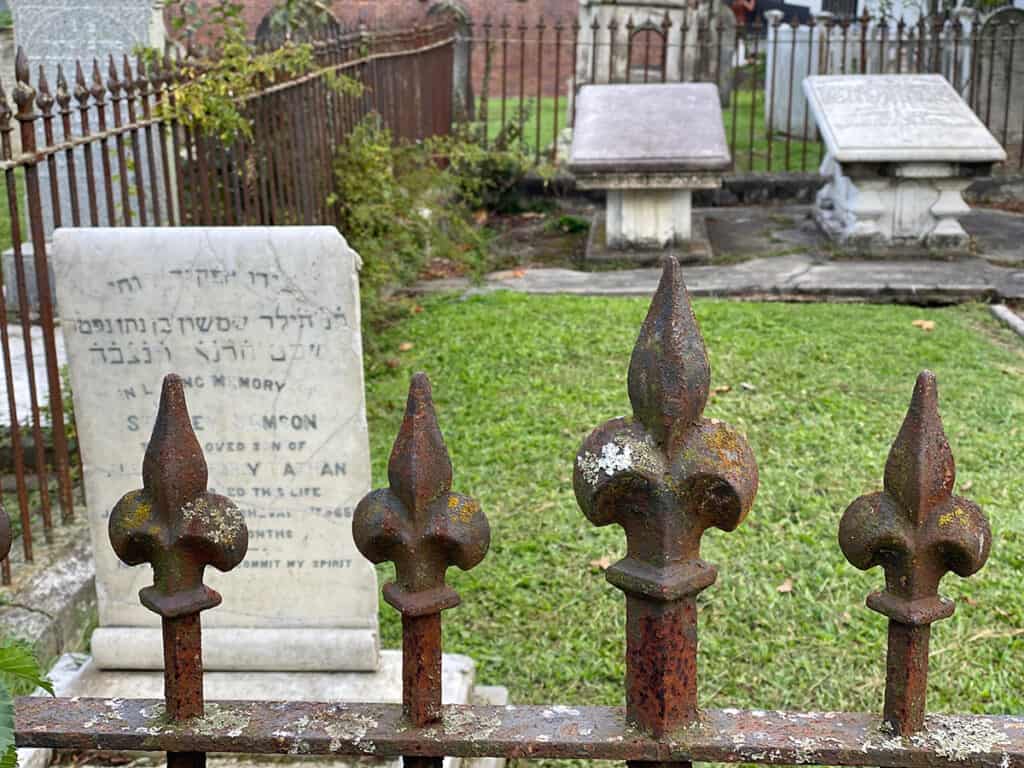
[53,227,379,672]
[803,74,1007,163]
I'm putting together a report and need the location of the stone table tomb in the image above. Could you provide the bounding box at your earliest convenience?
[569,83,730,255]
[804,74,1007,249]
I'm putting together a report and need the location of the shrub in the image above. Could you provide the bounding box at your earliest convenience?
[331,116,488,341]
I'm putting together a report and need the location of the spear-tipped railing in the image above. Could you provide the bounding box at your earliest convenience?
[12,262,1013,767]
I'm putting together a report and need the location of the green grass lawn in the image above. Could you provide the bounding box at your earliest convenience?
[475,92,823,173]
[364,294,1024,741]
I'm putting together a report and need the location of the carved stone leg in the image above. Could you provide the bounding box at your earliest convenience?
[814,157,886,246]
[842,177,887,244]
[927,178,972,248]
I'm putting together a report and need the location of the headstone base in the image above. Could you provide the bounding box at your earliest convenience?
[814,155,977,250]
[585,211,712,264]
[607,189,694,248]
[20,652,507,768]
[90,626,378,672]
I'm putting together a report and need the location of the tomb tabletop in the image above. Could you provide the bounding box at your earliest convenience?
[569,83,732,174]
[803,74,1007,164]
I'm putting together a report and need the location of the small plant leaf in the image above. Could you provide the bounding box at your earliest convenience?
[0,645,53,696]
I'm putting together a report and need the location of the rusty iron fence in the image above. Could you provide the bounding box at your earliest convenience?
[0,20,456,584]
[12,259,1020,766]
[465,8,1023,172]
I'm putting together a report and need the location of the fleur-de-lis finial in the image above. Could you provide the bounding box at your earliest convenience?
[110,376,247,755]
[55,65,72,112]
[13,48,35,120]
[73,61,90,107]
[354,374,489,729]
[355,373,489,617]
[0,502,11,563]
[839,371,990,735]
[122,55,136,97]
[109,374,248,619]
[575,258,758,736]
[0,79,13,134]
[90,59,105,102]
[107,55,122,97]
[35,66,54,115]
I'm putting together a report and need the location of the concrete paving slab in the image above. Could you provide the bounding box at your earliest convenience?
[422,255,1024,304]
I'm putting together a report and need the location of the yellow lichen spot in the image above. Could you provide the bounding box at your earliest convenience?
[123,496,153,529]
[448,496,478,524]
[938,507,968,527]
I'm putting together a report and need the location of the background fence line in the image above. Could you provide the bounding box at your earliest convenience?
[464,8,1023,172]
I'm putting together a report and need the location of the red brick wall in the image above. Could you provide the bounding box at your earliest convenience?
[192,1,579,35]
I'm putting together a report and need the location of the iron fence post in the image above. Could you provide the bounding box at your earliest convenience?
[108,374,248,768]
[14,49,75,525]
[354,373,491,768]
[575,259,759,751]
[840,371,990,736]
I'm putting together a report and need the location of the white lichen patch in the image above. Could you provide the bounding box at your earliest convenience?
[578,443,633,484]
[788,736,818,764]
[542,706,581,719]
[300,708,379,754]
[180,497,245,546]
[440,709,502,742]
[140,703,166,721]
[578,433,662,486]
[192,704,251,738]
[912,715,1006,762]
[861,721,905,754]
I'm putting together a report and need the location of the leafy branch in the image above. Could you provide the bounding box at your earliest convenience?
[149,0,356,144]
[0,643,54,768]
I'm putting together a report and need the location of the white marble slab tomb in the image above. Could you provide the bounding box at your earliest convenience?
[803,74,1007,248]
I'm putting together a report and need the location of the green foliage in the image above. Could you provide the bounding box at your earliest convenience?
[153,1,355,144]
[548,214,591,234]
[0,11,12,30]
[431,108,538,214]
[331,116,488,338]
[267,0,335,40]
[0,642,53,768]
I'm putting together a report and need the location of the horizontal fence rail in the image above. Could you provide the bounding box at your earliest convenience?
[12,260,1013,768]
[464,7,1023,173]
[0,20,457,585]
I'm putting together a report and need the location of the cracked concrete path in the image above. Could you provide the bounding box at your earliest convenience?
[417,255,1024,303]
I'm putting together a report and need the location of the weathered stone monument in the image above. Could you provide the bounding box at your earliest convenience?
[570,83,729,259]
[10,0,168,235]
[804,74,1006,248]
[575,0,735,99]
[54,227,380,672]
